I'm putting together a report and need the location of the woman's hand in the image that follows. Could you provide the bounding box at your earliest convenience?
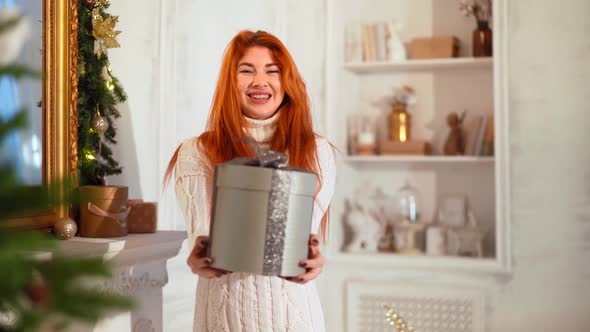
[289,234,325,284]
[187,236,229,279]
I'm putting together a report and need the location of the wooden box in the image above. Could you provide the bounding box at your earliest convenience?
[410,36,460,59]
[379,140,432,155]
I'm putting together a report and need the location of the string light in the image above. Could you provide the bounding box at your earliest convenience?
[84,149,96,161]
[105,81,114,91]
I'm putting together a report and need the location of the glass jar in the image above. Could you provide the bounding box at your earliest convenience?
[389,103,411,142]
[473,20,493,57]
[372,188,395,252]
[395,181,421,224]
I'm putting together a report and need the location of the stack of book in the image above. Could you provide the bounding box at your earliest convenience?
[463,112,494,156]
[344,21,406,63]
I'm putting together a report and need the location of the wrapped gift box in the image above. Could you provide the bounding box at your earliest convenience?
[410,36,460,59]
[127,199,157,233]
[79,185,129,238]
[207,157,317,277]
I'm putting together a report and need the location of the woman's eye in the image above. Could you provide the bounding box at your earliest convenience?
[239,69,254,74]
[267,70,279,74]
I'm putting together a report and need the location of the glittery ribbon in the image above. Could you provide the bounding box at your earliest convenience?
[262,170,291,274]
[237,137,292,274]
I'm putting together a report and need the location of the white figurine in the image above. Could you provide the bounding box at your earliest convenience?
[386,21,407,62]
[446,210,484,257]
[342,199,370,252]
[342,184,386,253]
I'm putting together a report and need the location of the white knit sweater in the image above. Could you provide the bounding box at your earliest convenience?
[174,111,336,332]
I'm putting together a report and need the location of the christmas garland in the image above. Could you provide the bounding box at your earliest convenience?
[77,0,126,185]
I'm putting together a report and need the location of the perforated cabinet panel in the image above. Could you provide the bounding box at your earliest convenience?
[345,281,485,332]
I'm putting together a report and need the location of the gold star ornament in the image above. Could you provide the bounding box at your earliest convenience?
[92,8,121,57]
[86,0,110,7]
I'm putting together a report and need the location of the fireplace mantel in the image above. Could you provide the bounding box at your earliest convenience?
[53,231,186,332]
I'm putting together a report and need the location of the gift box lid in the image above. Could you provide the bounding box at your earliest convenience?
[215,163,317,196]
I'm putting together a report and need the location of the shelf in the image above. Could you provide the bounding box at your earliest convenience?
[343,57,493,74]
[328,252,507,275]
[343,155,495,164]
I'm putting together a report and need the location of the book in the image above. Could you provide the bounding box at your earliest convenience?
[463,113,483,155]
[480,112,494,156]
[346,20,406,63]
[374,22,387,62]
[361,23,371,62]
[473,115,488,156]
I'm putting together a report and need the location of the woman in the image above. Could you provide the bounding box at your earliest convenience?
[165,30,336,332]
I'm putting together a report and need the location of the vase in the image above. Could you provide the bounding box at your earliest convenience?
[472,20,492,57]
[79,185,129,238]
[389,104,411,142]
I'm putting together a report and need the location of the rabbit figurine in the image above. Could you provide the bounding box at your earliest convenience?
[342,184,386,252]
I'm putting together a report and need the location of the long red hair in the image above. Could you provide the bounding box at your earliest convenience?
[164,30,329,239]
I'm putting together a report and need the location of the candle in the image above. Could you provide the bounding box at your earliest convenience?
[357,131,376,145]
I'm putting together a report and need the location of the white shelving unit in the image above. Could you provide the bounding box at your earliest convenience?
[326,0,499,262]
[329,252,501,275]
[321,0,511,330]
[343,155,495,164]
[343,57,493,74]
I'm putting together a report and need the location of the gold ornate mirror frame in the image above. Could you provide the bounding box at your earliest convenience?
[6,1,78,230]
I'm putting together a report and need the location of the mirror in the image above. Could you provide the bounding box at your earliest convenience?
[3,0,78,230]
[0,1,42,185]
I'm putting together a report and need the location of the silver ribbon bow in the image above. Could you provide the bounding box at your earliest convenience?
[235,136,288,168]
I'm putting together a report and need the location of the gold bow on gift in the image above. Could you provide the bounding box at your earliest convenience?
[91,8,121,57]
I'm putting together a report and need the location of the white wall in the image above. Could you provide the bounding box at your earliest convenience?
[107,0,326,231]
[490,0,590,330]
[106,0,162,203]
[106,0,590,330]
[157,0,289,233]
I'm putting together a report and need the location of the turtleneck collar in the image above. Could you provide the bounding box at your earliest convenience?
[243,110,280,148]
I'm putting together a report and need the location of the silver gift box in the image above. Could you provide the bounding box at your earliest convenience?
[207,160,317,277]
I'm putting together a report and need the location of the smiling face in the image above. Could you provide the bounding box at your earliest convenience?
[237,46,285,120]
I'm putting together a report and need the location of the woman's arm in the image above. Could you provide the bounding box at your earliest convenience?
[174,139,213,250]
[311,138,337,234]
[291,138,337,284]
[174,139,226,278]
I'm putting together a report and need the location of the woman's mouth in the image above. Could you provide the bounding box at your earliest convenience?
[247,93,271,104]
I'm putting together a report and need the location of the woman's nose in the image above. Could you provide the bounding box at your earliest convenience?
[251,73,269,88]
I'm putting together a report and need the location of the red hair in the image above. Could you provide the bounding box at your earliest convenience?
[164,30,329,239]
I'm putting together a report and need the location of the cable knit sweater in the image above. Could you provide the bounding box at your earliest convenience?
[174,111,336,332]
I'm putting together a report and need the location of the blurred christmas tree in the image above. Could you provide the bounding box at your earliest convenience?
[77,0,126,185]
[0,9,133,332]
